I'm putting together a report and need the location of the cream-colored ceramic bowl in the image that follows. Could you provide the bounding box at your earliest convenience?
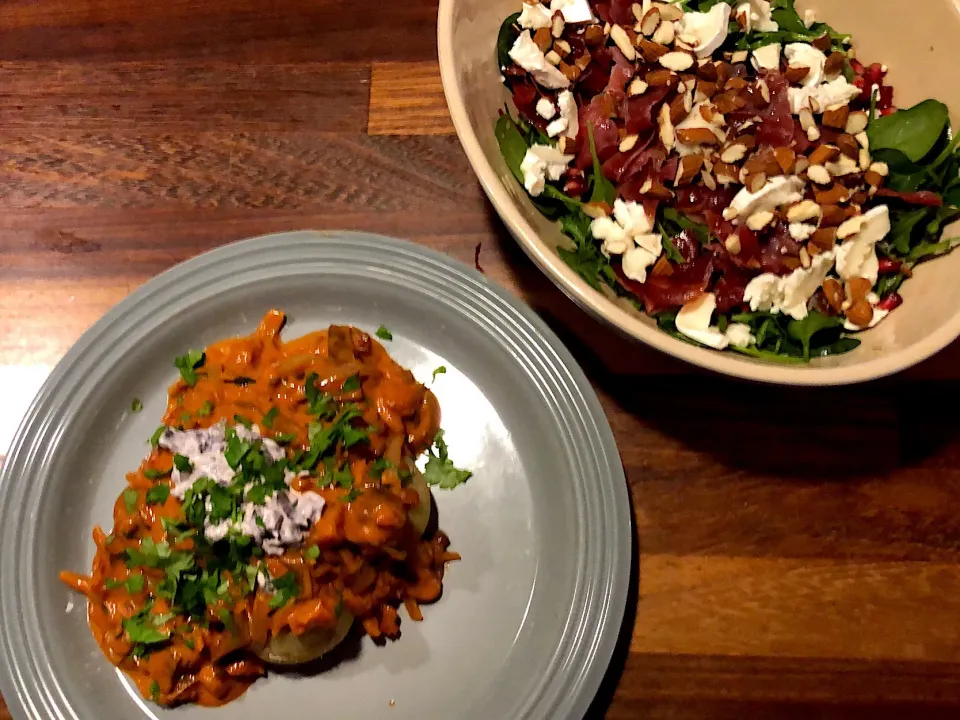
[438,0,960,384]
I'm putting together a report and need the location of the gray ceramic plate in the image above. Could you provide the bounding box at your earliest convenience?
[0,231,630,720]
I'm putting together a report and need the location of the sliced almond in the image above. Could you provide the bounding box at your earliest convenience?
[869,161,889,177]
[558,60,581,82]
[697,79,718,99]
[554,39,572,57]
[652,20,675,45]
[807,164,832,185]
[824,51,847,77]
[619,134,640,152]
[724,233,742,254]
[836,215,865,239]
[583,25,605,46]
[799,246,811,268]
[808,144,840,166]
[814,183,849,205]
[647,179,675,200]
[701,169,717,190]
[610,25,637,60]
[558,136,575,154]
[859,147,871,171]
[545,50,562,65]
[629,78,649,96]
[582,201,612,219]
[747,172,767,193]
[807,125,821,142]
[669,93,691,125]
[855,131,869,149]
[651,254,673,276]
[551,14,566,39]
[697,62,719,81]
[720,144,748,164]
[725,76,748,91]
[660,51,694,71]
[786,200,822,223]
[845,111,869,135]
[631,2,645,21]
[639,7,661,36]
[638,38,670,62]
[674,155,705,186]
[798,108,816,132]
[658,103,675,150]
[818,204,847,227]
[835,133,860,160]
[757,79,771,104]
[785,65,811,84]
[846,277,872,302]
[746,210,775,231]
[676,127,721,145]
[794,157,809,174]
[774,147,797,174]
[809,227,837,251]
[731,50,749,64]
[713,161,738,185]
[823,106,850,132]
[645,68,676,86]
[656,2,684,21]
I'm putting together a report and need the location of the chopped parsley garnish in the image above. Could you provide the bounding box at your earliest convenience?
[173,454,192,472]
[274,432,296,443]
[233,414,253,428]
[431,365,447,382]
[341,374,361,393]
[122,606,171,647]
[268,571,299,610]
[143,467,171,480]
[149,425,165,448]
[145,484,170,505]
[368,457,393,479]
[184,637,195,650]
[261,406,279,428]
[304,372,336,419]
[149,681,160,700]
[375,325,393,340]
[125,537,172,568]
[131,398,143,413]
[423,430,473,489]
[305,545,320,560]
[341,488,362,503]
[197,400,215,417]
[300,406,369,469]
[173,349,205,387]
[123,488,139,513]
[126,574,145,593]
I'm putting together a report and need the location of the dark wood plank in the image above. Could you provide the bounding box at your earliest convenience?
[368,61,453,135]
[0,62,370,131]
[0,0,439,62]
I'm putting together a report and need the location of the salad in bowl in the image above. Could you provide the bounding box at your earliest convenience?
[494,0,960,363]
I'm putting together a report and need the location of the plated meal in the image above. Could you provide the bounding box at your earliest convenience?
[496,0,960,362]
[60,310,470,707]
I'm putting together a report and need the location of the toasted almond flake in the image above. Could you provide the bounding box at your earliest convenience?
[619,134,640,152]
[610,25,637,60]
[822,106,849,130]
[675,155,705,186]
[639,38,670,62]
[731,50,749,63]
[799,108,816,131]
[746,210,775,231]
[808,96,822,113]
[660,51,694,71]
[799,247,811,268]
[720,144,747,163]
[859,148,871,171]
[747,172,767,193]
[794,157,809,174]
[855,131,869,149]
[604,22,611,35]
[808,144,840,166]
[533,27,553,52]
[724,233,741,254]
[845,111,869,135]
[836,215,864,239]
[555,39,572,56]
[639,178,653,195]
[582,202,612,219]
[545,50,562,65]
[864,169,883,187]
[640,7,662,36]
[558,136,575,154]
[629,78,649,96]
[631,2,645,21]
[652,20,676,45]
[701,169,717,190]
[869,161,889,177]
[659,103,675,150]
[756,79,770,104]
[807,125,821,142]
[808,165,832,185]
[676,127,722,145]
[552,14,566,38]
[786,200,822,223]
[655,2,683,21]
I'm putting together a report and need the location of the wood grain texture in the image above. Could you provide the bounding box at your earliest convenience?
[368,61,454,135]
[3,1,960,719]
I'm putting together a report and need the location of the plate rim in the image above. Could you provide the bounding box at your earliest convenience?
[0,230,631,720]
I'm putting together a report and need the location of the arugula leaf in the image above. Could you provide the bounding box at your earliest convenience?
[173,350,205,387]
[787,311,843,361]
[261,406,278,429]
[173,454,192,472]
[908,236,960,262]
[658,224,685,263]
[868,100,949,163]
[662,207,710,245]
[556,211,617,291]
[145,484,170,505]
[123,488,139,513]
[122,608,171,646]
[496,12,521,70]
[431,366,447,382]
[423,430,473,489]
[730,344,806,364]
[131,398,143,413]
[811,337,862,358]
[587,124,617,205]
[342,375,361,393]
[375,325,393,341]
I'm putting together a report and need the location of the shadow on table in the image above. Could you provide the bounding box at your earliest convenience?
[483,204,960,478]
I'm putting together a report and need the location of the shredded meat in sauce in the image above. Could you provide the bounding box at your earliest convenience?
[60,311,460,706]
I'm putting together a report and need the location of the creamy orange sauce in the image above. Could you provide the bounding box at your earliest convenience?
[60,311,458,707]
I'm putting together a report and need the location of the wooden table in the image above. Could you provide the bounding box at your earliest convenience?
[4,2,960,718]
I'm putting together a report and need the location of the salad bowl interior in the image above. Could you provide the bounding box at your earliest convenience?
[438,0,960,384]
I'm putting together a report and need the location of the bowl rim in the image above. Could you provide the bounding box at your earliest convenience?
[436,0,960,385]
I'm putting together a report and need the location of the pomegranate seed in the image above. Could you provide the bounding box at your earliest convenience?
[563,176,587,198]
[878,293,903,312]
[878,85,895,111]
[878,258,902,274]
[850,59,865,75]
